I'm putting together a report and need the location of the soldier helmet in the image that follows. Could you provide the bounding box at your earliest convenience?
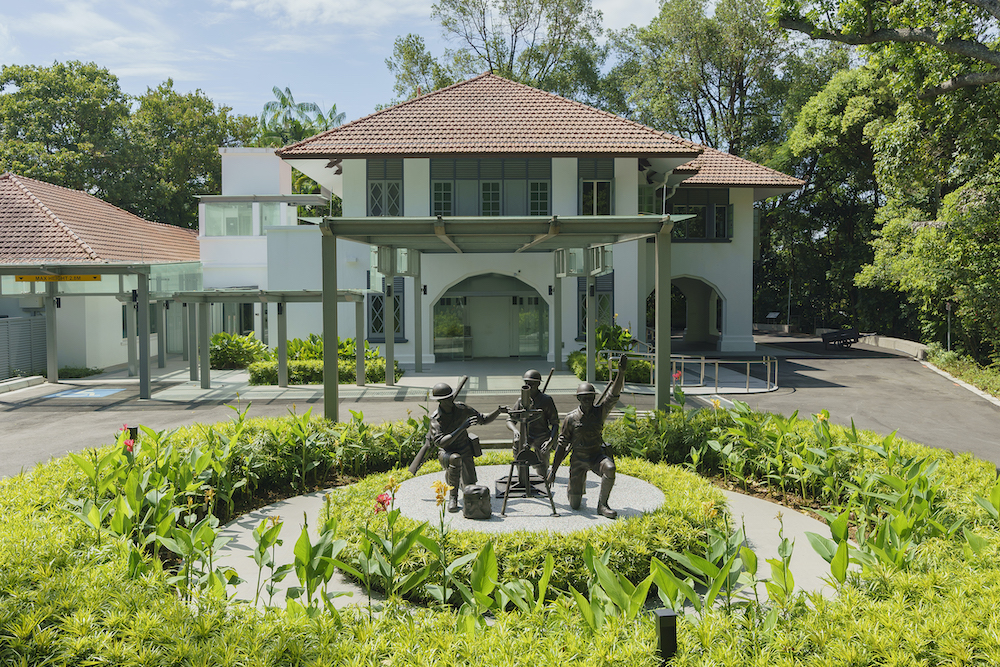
[575,382,597,396]
[432,383,456,400]
[522,369,543,384]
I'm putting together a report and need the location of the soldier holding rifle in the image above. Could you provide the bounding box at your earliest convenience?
[505,369,559,478]
[425,381,503,513]
[547,354,629,519]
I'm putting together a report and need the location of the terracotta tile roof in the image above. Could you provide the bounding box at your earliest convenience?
[674,146,805,189]
[0,173,199,264]
[277,73,703,158]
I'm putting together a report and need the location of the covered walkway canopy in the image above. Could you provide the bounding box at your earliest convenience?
[172,288,370,390]
[0,261,201,398]
[319,213,690,421]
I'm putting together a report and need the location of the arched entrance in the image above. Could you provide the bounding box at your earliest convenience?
[673,277,723,345]
[433,273,548,360]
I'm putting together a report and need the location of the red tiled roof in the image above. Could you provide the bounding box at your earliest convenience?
[278,73,703,158]
[675,146,805,189]
[0,173,199,264]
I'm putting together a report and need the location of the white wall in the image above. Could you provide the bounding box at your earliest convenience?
[265,226,368,346]
[220,148,291,196]
[341,160,366,217]
[404,159,430,216]
[200,238,268,290]
[552,158,578,216]
[659,186,756,352]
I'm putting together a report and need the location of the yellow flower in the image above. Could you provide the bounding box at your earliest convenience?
[385,475,401,495]
[711,398,721,411]
[268,515,281,528]
[431,480,453,507]
[701,500,718,520]
[815,412,829,422]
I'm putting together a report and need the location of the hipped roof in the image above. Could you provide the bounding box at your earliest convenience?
[0,173,199,265]
[277,73,702,158]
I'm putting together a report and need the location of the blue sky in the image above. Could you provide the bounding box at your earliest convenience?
[0,0,660,125]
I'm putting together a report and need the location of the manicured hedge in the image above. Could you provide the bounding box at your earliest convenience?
[567,349,654,383]
[247,358,404,385]
[4,402,1000,665]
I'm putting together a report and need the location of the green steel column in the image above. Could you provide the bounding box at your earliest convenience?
[199,302,210,390]
[655,224,673,413]
[384,271,395,387]
[322,232,339,422]
[137,275,151,399]
[44,282,58,383]
[188,302,198,381]
[277,302,288,388]
[156,300,166,369]
[553,258,562,371]
[355,301,365,386]
[182,302,189,362]
[413,260,423,373]
[126,297,137,377]
[586,274,596,383]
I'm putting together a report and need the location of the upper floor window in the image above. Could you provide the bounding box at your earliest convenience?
[205,202,253,236]
[579,158,614,215]
[431,158,551,216]
[667,188,731,240]
[368,159,403,216]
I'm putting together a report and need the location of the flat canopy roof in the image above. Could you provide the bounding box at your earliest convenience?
[0,262,185,275]
[172,289,370,303]
[320,214,689,253]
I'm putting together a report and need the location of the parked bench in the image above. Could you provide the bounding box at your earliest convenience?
[821,328,859,350]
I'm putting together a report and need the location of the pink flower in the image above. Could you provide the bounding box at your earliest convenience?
[672,371,682,381]
[124,439,135,453]
[374,492,392,513]
[120,424,129,432]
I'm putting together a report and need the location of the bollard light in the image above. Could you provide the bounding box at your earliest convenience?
[654,608,677,665]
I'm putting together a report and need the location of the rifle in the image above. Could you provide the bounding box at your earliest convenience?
[408,375,469,475]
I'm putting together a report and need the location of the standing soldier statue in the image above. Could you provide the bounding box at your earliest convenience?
[505,369,559,479]
[547,354,629,519]
[426,381,502,513]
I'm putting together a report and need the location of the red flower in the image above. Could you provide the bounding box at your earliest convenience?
[124,439,135,453]
[374,492,392,513]
[120,424,129,432]
[672,371,682,381]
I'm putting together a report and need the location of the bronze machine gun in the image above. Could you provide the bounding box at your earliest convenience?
[497,369,558,517]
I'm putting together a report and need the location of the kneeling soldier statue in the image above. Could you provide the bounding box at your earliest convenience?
[547,354,629,519]
[428,382,502,513]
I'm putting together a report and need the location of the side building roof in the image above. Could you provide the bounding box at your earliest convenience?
[0,173,199,265]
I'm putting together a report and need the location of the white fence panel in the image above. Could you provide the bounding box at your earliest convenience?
[0,317,47,380]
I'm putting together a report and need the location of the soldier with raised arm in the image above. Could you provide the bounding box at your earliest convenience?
[429,382,502,513]
[505,369,560,478]
[547,354,629,519]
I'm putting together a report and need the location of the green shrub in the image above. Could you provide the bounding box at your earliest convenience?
[209,331,272,369]
[58,365,104,378]
[7,401,1000,665]
[247,358,403,385]
[284,334,384,362]
[927,342,1000,398]
[567,349,654,383]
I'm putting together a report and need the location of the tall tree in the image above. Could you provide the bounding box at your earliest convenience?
[772,0,1000,98]
[259,86,345,147]
[612,0,818,157]
[0,61,132,196]
[386,0,605,102]
[127,80,259,229]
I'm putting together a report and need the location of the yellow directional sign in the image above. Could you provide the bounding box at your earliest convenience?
[14,275,102,282]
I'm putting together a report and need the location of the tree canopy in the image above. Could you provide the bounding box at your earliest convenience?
[0,62,257,229]
[385,0,605,101]
[772,0,1000,98]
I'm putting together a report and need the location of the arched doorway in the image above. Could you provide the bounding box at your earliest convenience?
[433,273,548,360]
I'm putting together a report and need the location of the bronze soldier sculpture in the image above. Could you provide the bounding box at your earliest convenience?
[427,382,502,513]
[547,354,629,519]
[505,369,559,478]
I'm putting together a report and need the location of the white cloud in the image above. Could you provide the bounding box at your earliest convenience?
[0,19,23,61]
[220,0,430,28]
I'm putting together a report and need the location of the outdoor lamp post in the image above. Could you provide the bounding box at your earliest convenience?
[653,608,678,664]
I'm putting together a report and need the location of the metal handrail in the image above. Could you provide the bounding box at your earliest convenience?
[597,349,779,393]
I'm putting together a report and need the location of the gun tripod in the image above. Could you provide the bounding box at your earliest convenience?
[496,383,558,517]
